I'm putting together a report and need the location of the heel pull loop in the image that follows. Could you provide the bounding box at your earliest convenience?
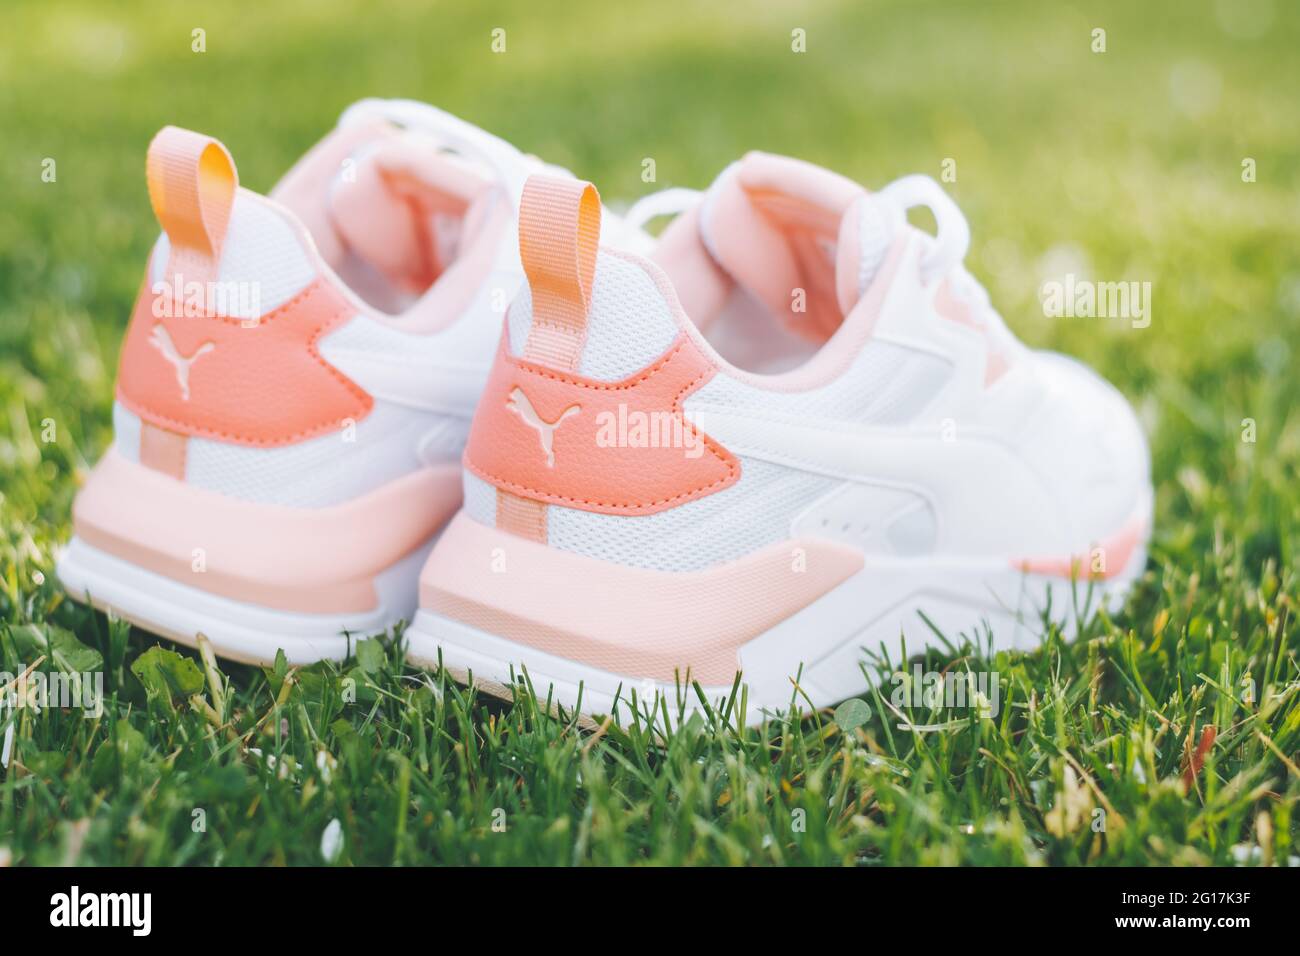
[518,174,601,372]
[146,126,238,283]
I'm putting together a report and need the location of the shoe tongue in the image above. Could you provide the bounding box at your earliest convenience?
[325,133,495,293]
[693,153,893,342]
[833,192,902,317]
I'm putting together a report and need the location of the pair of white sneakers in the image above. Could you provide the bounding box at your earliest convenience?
[58,99,1152,719]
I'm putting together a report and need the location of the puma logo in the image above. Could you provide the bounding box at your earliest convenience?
[507,387,580,468]
[149,324,215,401]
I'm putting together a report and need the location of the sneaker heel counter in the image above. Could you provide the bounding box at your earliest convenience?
[115,125,372,481]
[462,174,739,547]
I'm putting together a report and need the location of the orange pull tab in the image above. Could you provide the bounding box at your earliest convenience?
[518,175,601,371]
[146,126,238,282]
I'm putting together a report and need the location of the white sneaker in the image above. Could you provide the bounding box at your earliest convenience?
[407,154,1153,719]
[58,99,643,664]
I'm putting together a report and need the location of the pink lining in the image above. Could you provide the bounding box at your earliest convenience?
[650,205,732,332]
[74,450,461,613]
[605,235,908,393]
[327,139,495,294]
[270,119,396,268]
[268,121,511,335]
[696,153,866,343]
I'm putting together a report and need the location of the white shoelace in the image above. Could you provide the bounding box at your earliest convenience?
[879,174,1013,345]
[624,186,703,232]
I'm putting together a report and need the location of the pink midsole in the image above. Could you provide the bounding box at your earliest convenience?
[73,449,461,614]
[419,497,1152,685]
[418,513,864,684]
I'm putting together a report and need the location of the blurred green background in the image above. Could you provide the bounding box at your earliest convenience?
[0,0,1298,866]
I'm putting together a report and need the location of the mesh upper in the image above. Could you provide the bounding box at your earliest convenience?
[684,339,951,426]
[185,403,446,508]
[507,251,678,381]
[546,459,838,573]
[149,193,316,317]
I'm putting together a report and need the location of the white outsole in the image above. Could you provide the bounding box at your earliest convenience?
[56,536,436,665]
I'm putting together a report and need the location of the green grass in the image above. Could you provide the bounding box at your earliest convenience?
[1,0,1298,865]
